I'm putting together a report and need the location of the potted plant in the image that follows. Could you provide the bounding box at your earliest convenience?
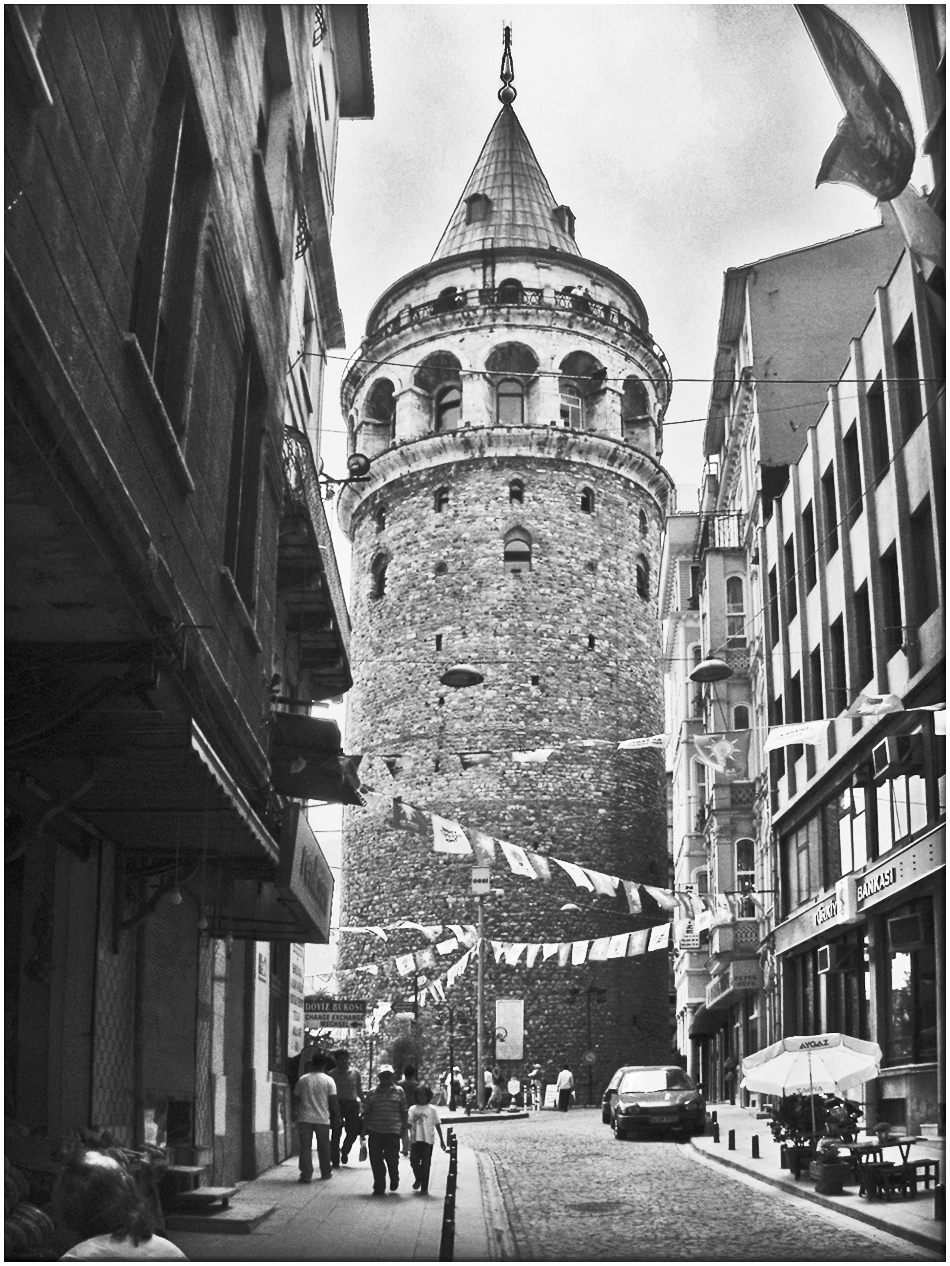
[808,1137,854,1194]
[768,1094,825,1179]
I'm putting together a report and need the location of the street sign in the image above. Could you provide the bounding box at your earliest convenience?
[304,996,368,1027]
[583,1050,597,1065]
[471,866,491,894]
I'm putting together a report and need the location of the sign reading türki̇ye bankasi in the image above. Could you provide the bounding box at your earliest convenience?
[304,996,369,1028]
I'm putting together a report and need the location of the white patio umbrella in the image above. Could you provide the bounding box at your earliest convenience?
[740,1033,882,1135]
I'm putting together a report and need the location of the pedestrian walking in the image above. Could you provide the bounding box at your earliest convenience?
[329,1049,364,1168]
[53,1149,188,1260]
[488,1065,505,1112]
[528,1063,544,1111]
[556,1064,574,1112]
[293,1053,340,1182]
[397,1065,423,1110]
[407,1085,446,1195]
[443,1066,463,1111]
[361,1065,409,1195]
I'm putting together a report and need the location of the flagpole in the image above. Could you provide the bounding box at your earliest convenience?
[476,894,485,1110]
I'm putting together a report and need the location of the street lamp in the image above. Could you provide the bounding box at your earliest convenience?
[569,984,607,1106]
[317,452,371,497]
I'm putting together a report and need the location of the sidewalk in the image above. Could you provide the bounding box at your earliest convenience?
[164,1125,496,1263]
[691,1103,945,1257]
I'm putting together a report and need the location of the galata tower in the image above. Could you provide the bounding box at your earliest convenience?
[337,37,674,1098]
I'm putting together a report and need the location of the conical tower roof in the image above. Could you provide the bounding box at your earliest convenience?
[431,104,581,260]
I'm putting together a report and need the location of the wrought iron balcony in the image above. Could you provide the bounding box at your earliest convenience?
[279,427,352,698]
[705,960,764,1010]
[697,512,744,555]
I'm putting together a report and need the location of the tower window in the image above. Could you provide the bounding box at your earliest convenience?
[734,704,750,730]
[434,487,450,512]
[374,503,386,533]
[435,386,461,432]
[559,383,583,428]
[530,674,540,686]
[503,528,532,574]
[552,205,576,238]
[579,487,595,514]
[725,575,746,644]
[435,634,443,651]
[465,193,492,224]
[369,555,388,600]
[497,278,524,305]
[639,509,648,536]
[587,635,596,650]
[636,556,650,600]
[497,378,525,425]
[509,479,524,504]
[434,286,460,314]
[434,561,448,576]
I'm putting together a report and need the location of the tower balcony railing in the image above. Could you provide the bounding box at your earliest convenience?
[357,285,672,390]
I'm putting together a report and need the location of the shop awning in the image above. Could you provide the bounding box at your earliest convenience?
[688,1004,729,1039]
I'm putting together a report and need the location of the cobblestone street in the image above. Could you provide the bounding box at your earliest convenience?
[462,1111,937,1262]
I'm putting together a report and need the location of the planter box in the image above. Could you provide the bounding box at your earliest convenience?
[780,1144,816,1179]
[809,1159,853,1194]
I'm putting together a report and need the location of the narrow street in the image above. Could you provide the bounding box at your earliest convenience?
[463,1111,935,1262]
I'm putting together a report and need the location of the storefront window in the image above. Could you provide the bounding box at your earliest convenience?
[837,787,867,875]
[825,933,869,1040]
[884,900,937,1064]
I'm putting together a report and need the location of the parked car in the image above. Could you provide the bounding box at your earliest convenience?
[601,1065,706,1139]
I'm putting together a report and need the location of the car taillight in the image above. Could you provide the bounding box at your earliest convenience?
[684,1098,702,1111]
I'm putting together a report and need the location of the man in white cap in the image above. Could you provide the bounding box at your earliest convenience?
[360,1065,409,1195]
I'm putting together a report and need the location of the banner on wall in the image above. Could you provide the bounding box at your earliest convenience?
[495,998,525,1061]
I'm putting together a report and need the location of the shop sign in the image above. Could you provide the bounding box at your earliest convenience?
[857,866,897,905]
[304,997,369,1027]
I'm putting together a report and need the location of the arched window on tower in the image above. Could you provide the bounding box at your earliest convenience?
[639,509,648,537]
[636,555,650,600]
[733,704,750,730]
[435,386,462,432]
[559,382,583,428]
[434,486,450,512]
[580,487,595,514]
[374,503,386,533]
[434,286,461,314]
[369,554,388,600]
[622,377,652,446]
[497,277,523,305]
[509,479,524,505]
[503,527,532,574]
[497,378,525,425]
[364,378,396,445]
[465,193,492,224]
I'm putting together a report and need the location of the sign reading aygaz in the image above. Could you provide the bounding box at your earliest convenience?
[304,996,368,1027]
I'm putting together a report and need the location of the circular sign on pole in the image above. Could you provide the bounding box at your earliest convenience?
[583,1050,597,1065]
[495,1027,508,1042]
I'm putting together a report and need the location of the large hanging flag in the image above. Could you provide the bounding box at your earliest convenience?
[845,692,904,717]
[765,720,830,750]
[431,814,473,855]
[692,731,751,780]
[795,4,915,203]
[393,800,431,835]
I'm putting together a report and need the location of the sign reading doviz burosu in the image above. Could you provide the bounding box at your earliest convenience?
[304,996,368,1028]
[495,998,524,1061]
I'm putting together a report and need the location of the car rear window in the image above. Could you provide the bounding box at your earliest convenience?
[619,1069,695,1092]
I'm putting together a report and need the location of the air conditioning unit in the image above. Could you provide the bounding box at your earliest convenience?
[887,912,926,953]
[817,944,863,974]
[872,733,924,782]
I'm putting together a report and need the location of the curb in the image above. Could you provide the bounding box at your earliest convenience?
[688,1138,945,1256]
[474,1151,520,1261]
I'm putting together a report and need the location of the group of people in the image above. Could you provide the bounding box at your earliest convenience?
[293,1051,447,1197]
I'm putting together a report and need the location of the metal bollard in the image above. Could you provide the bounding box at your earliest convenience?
[751,1135,760,1159]
[728,1129,736,1151]
[935,1184,945,1223]
[711,1110,718,1125]
[439,1130,459,1261]
[712,1121,720,1144]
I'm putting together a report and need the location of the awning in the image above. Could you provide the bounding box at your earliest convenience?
[688,1004,729,1039]
[270,711,363,804]
[209,803,333,942]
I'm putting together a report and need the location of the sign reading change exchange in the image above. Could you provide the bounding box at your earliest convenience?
[304,996,368,1028]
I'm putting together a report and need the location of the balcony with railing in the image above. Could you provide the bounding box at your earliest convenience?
[705,959,764,1010]
[354,285,672,391]
[278,427,352,699]
[708,919,760,963]
[697,512,744,556]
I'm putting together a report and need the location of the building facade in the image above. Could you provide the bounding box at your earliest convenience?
[5,5,371,1180]
[336,68,676,1096]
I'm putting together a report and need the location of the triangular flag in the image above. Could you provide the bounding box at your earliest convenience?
[628,930,650,956]
[622,880,642,915]
[554,858,596,891]
[458,751,493,769]
[360,788,390,812]
[607,933,630,958]
[500,839,539,879]
[525,944,542,968]
[395,953,415,976]
[469,830,497,866]
[393,799,431,834]
[571,940,590,966]
[431,814,473,855]
[526,851,552,882]
[714,894,732,922]
[436,938,459,956]
[641,884,677,913]
[617,733,670,749]
[588,937,611,962]
[557,943,572,966]
[542,943,561,961]
[503,943,527,966]
[512,747,557,763]
[889,185,945,266]
[382,755,409,777]
[585,869,619,897]
[765,721,829,751]
[491,941,505,964]
[458,926,478,948]
[647,923,671,950]
[415,948,437,970]
[846,692,904,717]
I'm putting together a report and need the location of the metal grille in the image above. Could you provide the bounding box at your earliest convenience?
[733,922,759,947]
[294,204,312,260]
[91,847,135,1145]
[730,781,756,808]
[193,939,213,1151]
[312,5,326,46]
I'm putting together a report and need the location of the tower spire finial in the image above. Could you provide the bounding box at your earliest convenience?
[499,22,516,104]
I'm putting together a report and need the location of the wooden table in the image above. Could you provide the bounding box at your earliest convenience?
[845,1137,927,1198]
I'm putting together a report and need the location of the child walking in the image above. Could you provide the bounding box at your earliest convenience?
[407,1085,446,1195]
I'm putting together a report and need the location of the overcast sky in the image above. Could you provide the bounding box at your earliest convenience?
[306,3,928,986]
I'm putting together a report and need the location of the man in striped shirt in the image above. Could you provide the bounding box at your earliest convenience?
[361,1066,409,1195]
